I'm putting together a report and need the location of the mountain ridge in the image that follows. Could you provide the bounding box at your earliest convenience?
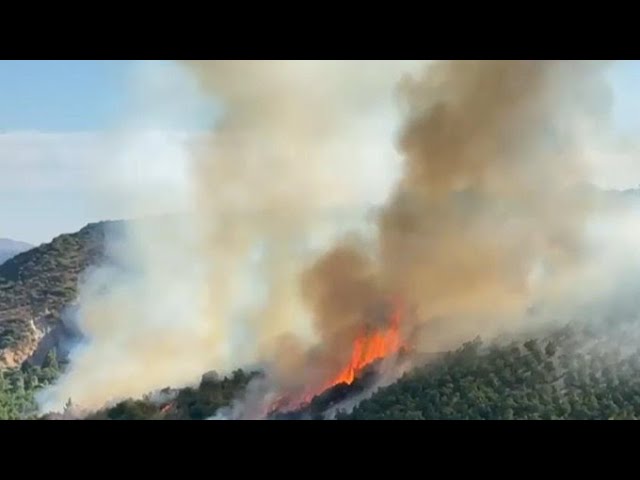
[0,221,123,368]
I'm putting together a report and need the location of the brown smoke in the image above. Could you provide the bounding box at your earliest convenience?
[380,61,609,348]
[38,60,614,413]
[37,61,419,412]
[182,60,423,369]
[281,60,613,389]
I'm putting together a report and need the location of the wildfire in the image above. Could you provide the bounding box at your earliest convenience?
[322,301,403,390]
[269,300,405,415]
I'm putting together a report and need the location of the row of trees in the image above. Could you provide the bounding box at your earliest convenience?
[86,370,257,420]
[0,350,60,419]
[1,353,255,420]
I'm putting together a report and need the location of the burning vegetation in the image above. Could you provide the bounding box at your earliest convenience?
[240,60,611,418]
[35,60,622,419]
[328,301,403,388]
[265,298,407,414]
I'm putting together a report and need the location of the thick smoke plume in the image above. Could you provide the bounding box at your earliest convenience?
[244,61,614,402]
[38,60,618,415]
[182,60,422,365]
[377,61,610,349]
[37,61,421,412]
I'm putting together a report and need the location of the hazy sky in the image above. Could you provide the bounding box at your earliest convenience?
[1,60,640,245]
[0,60,216,244]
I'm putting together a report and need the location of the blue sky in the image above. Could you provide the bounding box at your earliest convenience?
[0,60,216,132]
[609,60,640,134]
[0,61,132,131]
[0,61,137,244]
[0,60,639,244]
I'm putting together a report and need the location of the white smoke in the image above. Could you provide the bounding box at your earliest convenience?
[37,61,640,417]
[37,60,425,412]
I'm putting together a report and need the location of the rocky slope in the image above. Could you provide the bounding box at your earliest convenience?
[0,221,122,368]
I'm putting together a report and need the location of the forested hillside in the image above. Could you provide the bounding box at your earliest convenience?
[0,221,122,368]
[3,202,640,420]
[338,321,640,420]
[0,350,61,419]
[20,316,640,421]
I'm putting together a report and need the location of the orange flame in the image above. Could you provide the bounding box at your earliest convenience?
[268,300,405,415]
[322,300,403,390]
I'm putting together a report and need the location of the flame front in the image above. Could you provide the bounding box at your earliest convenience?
[323,302,403,389]
[268,300,405,415]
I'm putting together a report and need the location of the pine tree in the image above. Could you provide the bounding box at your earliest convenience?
[43,349,59,371]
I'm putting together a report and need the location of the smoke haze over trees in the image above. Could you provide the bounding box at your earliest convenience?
[4,61,640,419]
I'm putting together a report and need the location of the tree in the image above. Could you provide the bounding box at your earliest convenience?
[43,349,59,371]
[524,339,538,354]
[545,341,557,357]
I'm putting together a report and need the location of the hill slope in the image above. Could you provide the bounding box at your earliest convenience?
[30,314,640,420]
[0,221,123,368]
[338,320,640,420]
[2,188,640,418]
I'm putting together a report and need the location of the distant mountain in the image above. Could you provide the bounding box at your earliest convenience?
[0,239,33,266]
